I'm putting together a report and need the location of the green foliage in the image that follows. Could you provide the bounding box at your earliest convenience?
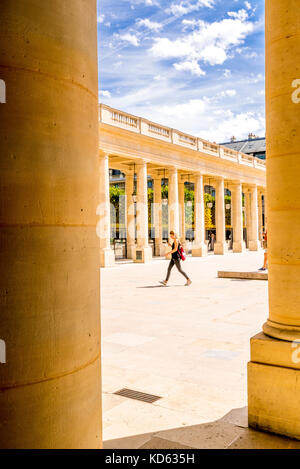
[204,193,214,228]
[148,188,153,225]
[225,194,232,227]
[162,184,168,200]
[110,185,125,223]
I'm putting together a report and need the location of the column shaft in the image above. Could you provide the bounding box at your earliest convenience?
[168,168,180,235]
[178,180,186,249]
[248,186,259,251]
[153,178,164,256]
[245,190,251,248]
[232,183,245,253]
[0,0,101,448]
[126,173,136,259]
[134,162,152,263]
[99,154,115,266]
[192,173,207,257]
[214,178,227,255]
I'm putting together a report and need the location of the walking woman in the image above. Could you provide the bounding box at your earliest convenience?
[160,231,192,286]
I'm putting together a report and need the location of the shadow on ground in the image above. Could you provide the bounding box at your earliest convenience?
[104,407,300,450]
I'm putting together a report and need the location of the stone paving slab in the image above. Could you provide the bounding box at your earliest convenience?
[218,271,268,280]
[101,251,297,449]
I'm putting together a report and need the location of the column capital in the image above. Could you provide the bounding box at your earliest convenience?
[228,180,242,191]
[244,183,258,190]
[99,150,109,160]
[212,175,224,184]
[193,170,204,178]
[168,166,178,175]
[136,160,148,167]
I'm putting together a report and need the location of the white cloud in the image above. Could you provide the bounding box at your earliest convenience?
[115,33,140,47]
[136,18,163,32]
[220,89,237,97]
[245,1,252,10]
[97,14,105,23]
[166,0,215,17]
[223,69,232,78]
[228,9,248,21]
[151,10,254,74]
[100,90,111,98]
[174,60,205,76]
[130,0,159,6]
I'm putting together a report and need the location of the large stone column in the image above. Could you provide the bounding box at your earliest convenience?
[248,0,300,439]
[126,173,136,259]
[168,168,180,235]
[192,173,207,257]
[178,179,187,250]
[231,183,245,253]
[134,162,152,263]
[0,0,101,449]
[214,177,227,255]
[248,185,260,251]
[99,154,115,267]
[153,177,165,256]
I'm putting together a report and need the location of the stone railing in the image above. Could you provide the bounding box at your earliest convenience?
[99,104,266,171]
[222,146,239,162]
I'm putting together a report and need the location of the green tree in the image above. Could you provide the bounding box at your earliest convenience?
[225,194,232,227]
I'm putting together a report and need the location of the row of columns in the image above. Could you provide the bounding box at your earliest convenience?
[100,154,265,266]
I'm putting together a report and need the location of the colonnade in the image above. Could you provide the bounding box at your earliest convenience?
[99,154,266,266]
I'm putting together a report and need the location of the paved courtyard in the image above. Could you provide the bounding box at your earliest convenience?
[101,252,300,449]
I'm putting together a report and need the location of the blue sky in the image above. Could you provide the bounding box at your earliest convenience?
[97,0,265,143]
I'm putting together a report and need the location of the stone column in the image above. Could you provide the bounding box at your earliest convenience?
[248,0,300,439]
[248,185,260,251]
[214,177,227,255]
[134,162,152,263]
[192,173,207,257]
[168,168,180,235]
[245,189,251,248]
[126,173,136,259]
[178,179,187,250]
[99,154,115,267]
[231,182,245,253]
[153,177,165,256]
[0,0,101,449]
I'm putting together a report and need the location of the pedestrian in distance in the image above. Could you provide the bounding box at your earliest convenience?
[259,230,268,271]
[160,231,192,287]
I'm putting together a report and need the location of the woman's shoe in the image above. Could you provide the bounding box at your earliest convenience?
[185,279,192,286]
[159,281,168,286]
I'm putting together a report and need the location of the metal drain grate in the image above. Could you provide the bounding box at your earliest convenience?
[114,388,162,404]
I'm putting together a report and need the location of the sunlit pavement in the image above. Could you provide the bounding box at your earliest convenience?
[101,251,300,449]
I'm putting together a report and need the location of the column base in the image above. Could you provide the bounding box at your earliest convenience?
[192,244,208,257]
[127,243,136,260]
[248,332,300,440]
[155,243,166,257]
[233,241,246,253]
[134,246,152,263]
[248,240,260,251]
[100,248,115,268]
[214,242,228,255]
